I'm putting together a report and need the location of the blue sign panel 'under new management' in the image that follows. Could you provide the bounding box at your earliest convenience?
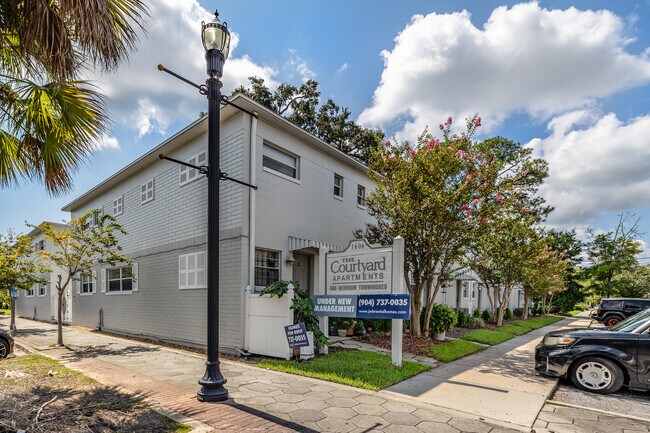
[312,294,410,320]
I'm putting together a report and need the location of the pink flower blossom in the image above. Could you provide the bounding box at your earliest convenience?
[481,217,488,223]
[425,139,440,149]
[455,149,463,158]
[392,174,396,179]
[466,173,472,181]
[408,149,416,158]
[472,199,479,206]
[461,204,469,210]
[523,168,529,175]
[446,116,452,125]
[439,124,444,130]
[474,117,481,127]
[496,193,504,202]
[430,165,435,171]
[468,210,473,216]
[415,179,420,184]
[384,140,391,147]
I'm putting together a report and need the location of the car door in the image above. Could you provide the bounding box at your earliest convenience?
[639,328,650,389]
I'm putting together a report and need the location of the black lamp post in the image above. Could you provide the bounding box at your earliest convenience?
[197,10,231,403]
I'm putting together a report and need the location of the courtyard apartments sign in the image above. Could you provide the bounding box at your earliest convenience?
[325,239,392,295]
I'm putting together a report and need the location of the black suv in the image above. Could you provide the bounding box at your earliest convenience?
[590,298,650,327]
[0,329,14,359]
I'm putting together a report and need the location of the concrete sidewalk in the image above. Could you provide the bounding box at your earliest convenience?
[384,317,587,428]
[2,316,523,433]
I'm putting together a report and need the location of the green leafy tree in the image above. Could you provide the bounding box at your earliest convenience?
[0,0,147,194]
[545,229,585,313]
[586,213,643,298]
[521,239,568,318]
[231,76,384,164]
[0,231,49,332]
[31,210,130,345]
[612,265,650,298]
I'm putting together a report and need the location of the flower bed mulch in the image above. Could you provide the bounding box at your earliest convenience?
[356,332,444,358]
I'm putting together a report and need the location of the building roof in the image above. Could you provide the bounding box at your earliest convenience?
[62,94,370,212]
[26,222,68,238]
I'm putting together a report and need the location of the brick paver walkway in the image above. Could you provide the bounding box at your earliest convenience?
[534,403,650,433]
[2,316,523,433]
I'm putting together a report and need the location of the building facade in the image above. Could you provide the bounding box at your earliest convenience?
[61,95,375,352]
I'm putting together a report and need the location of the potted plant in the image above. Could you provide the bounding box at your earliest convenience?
[346,320,356,336]
[338,320,350,337]
[354,320,366,336]
[430,303,458,341]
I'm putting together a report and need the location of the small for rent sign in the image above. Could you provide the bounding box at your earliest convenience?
[284,322,309,348]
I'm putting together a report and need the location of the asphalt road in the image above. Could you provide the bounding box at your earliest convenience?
[551,379,650,420]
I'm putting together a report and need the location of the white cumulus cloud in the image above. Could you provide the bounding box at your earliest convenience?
[528,110,650,228]
[84,0,277,138]
[93,134,120,151]
[358,2,650,138]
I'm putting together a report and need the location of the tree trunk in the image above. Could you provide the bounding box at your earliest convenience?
[422,274,436,336]
[523,290,530,320]
[496,278,511,326]
[410,286,422,336]
[57,288,64,346]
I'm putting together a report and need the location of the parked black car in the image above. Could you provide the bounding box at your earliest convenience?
[0,329,14,359]
[590,298,650,327]
[535,308,650,394]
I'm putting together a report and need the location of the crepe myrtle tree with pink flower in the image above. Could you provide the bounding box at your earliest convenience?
[356,115,546,336]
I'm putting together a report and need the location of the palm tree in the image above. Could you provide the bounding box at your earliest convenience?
[0,0,147,194]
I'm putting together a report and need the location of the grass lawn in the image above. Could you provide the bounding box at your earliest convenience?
[498,324,530,336]
[0,354,190,432]
[428,340,485,362]
[462,329,514,345]
[257,350,430,391]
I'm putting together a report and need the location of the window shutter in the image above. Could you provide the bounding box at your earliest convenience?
[75,279,80,295]
[102,269,107,293]
[95,269,101,294]
[132,263,139,292]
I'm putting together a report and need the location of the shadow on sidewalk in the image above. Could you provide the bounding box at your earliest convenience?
[58,344,161,360]
[226,403,319,433]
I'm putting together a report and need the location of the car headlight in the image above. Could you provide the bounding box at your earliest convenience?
[543,336,575,346]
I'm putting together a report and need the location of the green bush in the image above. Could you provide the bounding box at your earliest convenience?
[457,309,469,327]
[513,307,523,318]
[472,307,481,318]
[481,309,492,322]
[466,316,485,329]
[430,304,458,334]
[504,308,513,320]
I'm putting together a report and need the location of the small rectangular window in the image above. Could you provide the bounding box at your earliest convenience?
[38,240,45,250]
[26,286,35,297]
[38,283,46,296]
[81,274,94,294]
[255,249,280,290]
[83,212,100,230]
[179,251,207,290]
[113,195,123,216]
[263,144,298,179]
[141,179,154,204]
[357,185,366,207]
[471,286,477,300]
[334,174,343,198]
[180,151,207,186]
[462,283,469,299]
[107,266,133,292]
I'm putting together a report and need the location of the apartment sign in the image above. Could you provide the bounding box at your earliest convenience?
[326,239,392,295]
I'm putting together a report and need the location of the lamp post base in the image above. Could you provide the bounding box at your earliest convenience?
[197,361,229,402]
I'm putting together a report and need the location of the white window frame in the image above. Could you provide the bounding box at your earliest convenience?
[254,249,281,291]
[462,282,469,300]
[37,283,46,297]
[141,179,154,204]
[262,143,300,182]
[81,273,94,294]
[334,174,344,199]
[179,251,207,290]
[357,185,366,208]
[179,150,207,186]
[113,195,123,216]
[471,284,477,300]
[107,266,134,293]
[26,286,35,297]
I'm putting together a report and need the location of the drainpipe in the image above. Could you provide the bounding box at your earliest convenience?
[244,113,258,350]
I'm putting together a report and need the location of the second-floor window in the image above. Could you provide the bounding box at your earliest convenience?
[334,174,343,198]
[357,185,366,207]
[83,212,99,230]
[141,179,154,204]
[263,143,298,179]
[180,151,207,186]
[113,195,123,216]
[179,251,207,290]
[26,286,35,297]
[35,240,45,250]
[81,274,94,294]
[38,283,46,296]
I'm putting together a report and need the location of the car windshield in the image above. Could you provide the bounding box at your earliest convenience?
[610,308,650,332]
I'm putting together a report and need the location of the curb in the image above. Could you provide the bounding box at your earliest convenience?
[546,400,650,423]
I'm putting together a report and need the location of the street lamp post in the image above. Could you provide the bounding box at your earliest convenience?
[197,10,231,403]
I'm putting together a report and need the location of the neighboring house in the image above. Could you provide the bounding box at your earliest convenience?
[61,94,376,352]
[15,222,72,324]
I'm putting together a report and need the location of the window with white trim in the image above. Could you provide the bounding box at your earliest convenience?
[255,249,280,290]
[38,283,46,296]
[471,284,477,300]
[179,151,207,185]
[26,286,35,297]
[263,143,298,179]
[107,266,133,292]
[462,282,469,299]
[37,240,45,250]
[113,195,123,216]
[141,179,154,204]
[81,273,94,294]
[334,174,343,198]
[357,185,366,207]
[179,251,207,289]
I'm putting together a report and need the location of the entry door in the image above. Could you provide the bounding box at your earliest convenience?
[292,253,312,297]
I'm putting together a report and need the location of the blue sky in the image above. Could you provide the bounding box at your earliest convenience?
[2,1,650,257]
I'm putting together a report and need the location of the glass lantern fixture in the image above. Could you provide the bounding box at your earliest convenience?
[202,11,231,59]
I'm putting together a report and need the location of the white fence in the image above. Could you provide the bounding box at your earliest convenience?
[244,286,293,359]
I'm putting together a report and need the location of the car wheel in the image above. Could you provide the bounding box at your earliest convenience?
[604,316,622,327]
[570,357,624,394]
[0,339,8,359]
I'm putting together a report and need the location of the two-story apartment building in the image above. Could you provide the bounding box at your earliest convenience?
[15,222,72,323]
[61,94,376,352]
